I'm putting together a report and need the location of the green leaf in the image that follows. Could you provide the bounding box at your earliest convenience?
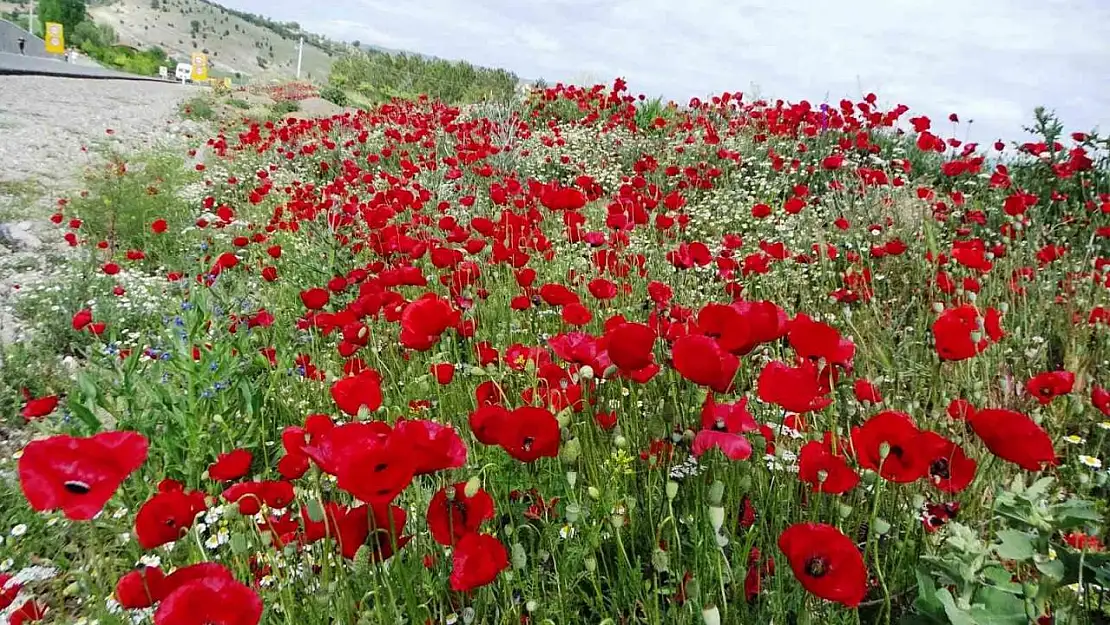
[1034,558,1065,582]
[995,530,1035,561]
[915,567,940,607]
[969,587,1029,625]
[1051,499,1102,527]
[305,499,325,523]
[1051,544,1110,585]
[68,401,102,432]
[936,589,977,625]
[981,566,1023,594]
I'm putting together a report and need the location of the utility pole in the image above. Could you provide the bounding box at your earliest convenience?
[296,36,303,79]
[28,0,35,36]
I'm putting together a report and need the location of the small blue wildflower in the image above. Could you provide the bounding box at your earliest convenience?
[160,352,172,361]
[181,301,194,311]
[200,390,214,399]
[174,317,185,327]
[214,381,228,391]
[200,242,209,252]
[209,362,219,372]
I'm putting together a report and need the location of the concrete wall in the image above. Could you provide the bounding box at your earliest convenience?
[0,19,48,57]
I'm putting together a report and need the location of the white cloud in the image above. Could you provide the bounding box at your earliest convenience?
[219,0,1110,142]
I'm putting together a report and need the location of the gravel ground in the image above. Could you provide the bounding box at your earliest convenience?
[0,75,208,345]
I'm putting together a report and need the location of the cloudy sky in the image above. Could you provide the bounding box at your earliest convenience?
[221,0,1109,143]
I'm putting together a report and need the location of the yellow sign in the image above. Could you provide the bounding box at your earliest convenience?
[44,22,65,54]
[190,52,208,82]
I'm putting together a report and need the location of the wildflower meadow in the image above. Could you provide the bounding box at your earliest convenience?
[1,79,1109,625]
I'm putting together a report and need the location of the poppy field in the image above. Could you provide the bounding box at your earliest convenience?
[2,80,1110,625]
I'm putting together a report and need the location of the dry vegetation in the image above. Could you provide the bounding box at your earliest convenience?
[87,0,338,81]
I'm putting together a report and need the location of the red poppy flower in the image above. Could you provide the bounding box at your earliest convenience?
[20,394,59,421]
[115,566,167,608]
[19,431,148,520]
[392,419,467,475]
[969,408,1057,471]
[499,406,560,462]
[918,431,977,493]
[8,600,47,625]
[851,411,927,483]
[778,523,868,607]
[788,313,855,367]
[334,433,415,504]
[299,287,330,310]
[468,404,509,446]
[336,502,411,561]
[135,480,207,549]
[399,295,460,350]
[757,361,832,413]
[72,308,93,331]
[0,572,21,611]
[208,449,252,482]
[427,482,496,546]
[605,322,656,371]
[932,305,994,361]
[297,420,382,476]
[1093,385,1110,417]
[700,394,757,434]
[692,430,752,461]
[798,439,859,494]
[151,219,168,234]
[672,335,739,392]
[450,533,509,591]
[430,363,455,385]
[330,368,383,416]
[852,379,882,404]
[154,565,262,625]
[1025,371,1075,405]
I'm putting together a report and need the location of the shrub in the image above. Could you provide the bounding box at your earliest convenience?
[319,84,348,107]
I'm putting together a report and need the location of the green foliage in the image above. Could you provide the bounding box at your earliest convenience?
[181,96,216,121]
[65,151,199,262]
[71,20,114,47]
[329,50,518,105]
[36,0,85,35]
[318,84,349,107]
[80,39,169,76]
[271,99,300,116]
[911,476,1107,625]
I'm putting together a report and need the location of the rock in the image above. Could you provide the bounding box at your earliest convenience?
[0,221,43,251]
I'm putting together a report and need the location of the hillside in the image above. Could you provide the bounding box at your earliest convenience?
[86,0,342,81]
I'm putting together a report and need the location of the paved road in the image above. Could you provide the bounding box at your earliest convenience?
[0,52,167,81]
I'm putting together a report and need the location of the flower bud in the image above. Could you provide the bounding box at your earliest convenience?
[708,505,725,531]
[708,480,725,506]
[560,438,581,463]
[587,486,601,500]
[665,481,679,500]
[701,605,721,625]
[566,471,577,488]
[463,476,481,498]
[614,435,628,449]
[579,365,595,380]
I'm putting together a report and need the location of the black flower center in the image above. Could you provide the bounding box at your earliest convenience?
[889,445,904,459]
[930,458,951,480]
[64,480,91,495]
[805,556,829,578]
[522,436,535,451]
